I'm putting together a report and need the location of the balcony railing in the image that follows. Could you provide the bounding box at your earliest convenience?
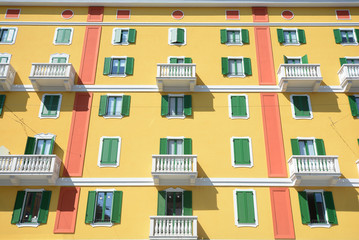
[156,64,197,91]
[288,155,341,186]
[149,216,198,240]
[338,64,359,92]
[0,155,61,185]
[277,64,322,92]
[152,155,198,185]
[0,63,16,91]
[29,63,75,91]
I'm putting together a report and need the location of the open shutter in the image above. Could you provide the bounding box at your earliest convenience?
[220,29,227,43]
[324,191,338,224]
[231,96,247,117]
[241,29,249,44]
[98,95,108,116]
[128,29,136,43]
[184,138,192,155]
[355,29,359,43]
[293,96,310,117]
[103,58,112,75]
[11,191,25,224]
[161,95,169,116]
[333,29,342,44]
[283,55,288,64]
[85,191,96,223]
[24,137,36,154]
[233,139,251,165]
[125,57,134,75]
[183,191,192,216]
[48,137,55,154]
[236,191,255,224]
[184,58,192,63]
[221,57,229,75]
[291,139,300,155]
[111,191,123,223]
[315,139,326,155]
[301,54,308,64]
[0,94,5,115]
[184,95,192,116]
[159,138,168,154]
[121,95,131,116]
[298,29,306,44]
[170,58,178,63]
[114,29,122,43]
[177,28,185,43]
[38,191,52,223]
[157,191,166,216]
[339,58,347,66]
[101,138,119,165]
[277,29,284,43]
[170,28,177,43]
[348,96,359,117]
[243,58,252,76]
[298,191,310,224]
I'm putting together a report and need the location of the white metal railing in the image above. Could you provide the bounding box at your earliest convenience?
[157,64,196,78]
[277,64,322,79]
[338,64,359,83]
[30,63,74,78]
[150,216,197,238]
[152,155,197,173]
[0,155,61,174]
[288,155,340,175]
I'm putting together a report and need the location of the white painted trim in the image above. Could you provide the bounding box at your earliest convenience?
[165,187,184,192]
[53,27,73,45]
[90,222,113,227]
[0,53,12,63]
[303,189,332,228]
[97,136,121,168]
[5,9,21,19]
[224,28,243,46]
[228,94,249,119]
[108,56,128,77]
[339,28,358,46]
[38,93,62,119]
[166,136,185,139]
[230,137,253,168]
[285,56,302,64]
[290,94,313,119]
[116,9,131,20]
[167,56,186,63]
[296,137,318,155]
[345,56,359,62]
[49,53,69,63]
[281,28,301,46]
[335,9,351,20]
[226,57,246,78]
[90,189,116,227]
[168,27,186,46]
[0,27,18,45]
[111,27,130,45]
[166,94,186,119]
[281,10,294,20]
[34,133,56,140]
[225,10,240,20]
[102,93,125,119]
[233,189,258,227]
[61,9,74,20]
[171,10,184,20]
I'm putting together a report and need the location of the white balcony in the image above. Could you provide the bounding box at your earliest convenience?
[288,155,341,186]
[0,63,16,91]
[156,64,196,91]
[149,216,198,240]
[278,64,322,92]
[29,63,75,91]
[152,155,197,185]
[0,155,61,185]
[338,64,359,92]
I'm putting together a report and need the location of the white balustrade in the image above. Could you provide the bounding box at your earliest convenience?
[288,155,340,175]
[30,63,73,78]
[278,64,322,78]
[0,155,61,174]
[157,64,196,78]
[152,155,197,173]
[150,216,197,239]
[0,63,16,91]
[338,64,359,91]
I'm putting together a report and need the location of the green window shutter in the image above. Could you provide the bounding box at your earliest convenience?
[11,191,25,224]
[324,191,338,224]
[298,29,306,44]
[0,94,5,115]
[159,138,168,154]
[184,95,192,116]
[121,95,131,116]
[56,29,64,43]
[128,29,136,43]
[339,58,347,66]
[233,139,251,165]
[348,96,359,117]
[315,139,326,155]
[241,29,249,44]
[103,58,112,75]
[292,96,310,117]
[333,29,342,44]
[101,138,119,165]
[24,137,36,154]
[221,57,229,75]
[170,58,178,63]
[161,95,169,116]
[231,96,247,117]
[63,29,72,43]
[301,54,308,64]
[243,58,252,76]
[85,191,96,223]
[236,191,255,224]
[43,95,60,116]
[298,191,310,224]
[220,29,227,43]
[157,191,166,216]
[38,191,52,223]
[283,55,288,64]
[184,138,192,155]
[98,95,108,116]
[177,28,185,43]
[184,58,192,63]
[290,139,300,155]
[111,191,123,223]
[277,29,284,43]
[48,137,55,154]
[355,29,359,43]
[114,29,122,43]
[183,191,192,216]
[125,57,134,75]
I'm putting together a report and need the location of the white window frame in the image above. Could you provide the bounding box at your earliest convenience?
[286,56,302,64]
[167,94,185,119]
[111,28,130,45]
[225,28,243,46]
[108,56,128,77]
[166,136,185,155]
[97,136,121,168]
[168,28,187,46]
[282,28,300,46]
[167,56,186,63]
[16,188,45,228]
[303,189,331,228]
[230,137,253,168]
[345,56,359,64]
[290,94,313,120]
[164,187,185,216]
[339,28,358,46]
[53,27,74,45]
[49,53,69,63]
[38,94,62,119]
[228,94,249,119]
[227,57,245,78]
[103,94,124,119]
[0,27,18,45]
[0,53,11,63]
[233,189,258,228]
[90,189,116,227]
[296,137,317,155]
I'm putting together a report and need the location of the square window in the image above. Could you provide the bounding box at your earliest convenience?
[0,27,17,44]
[298,140,316,155]
[112,28,136,45]
[53,28,73,45]
[336,10,351,20]
[98,137,121,167]
[283,30,298,44]
[34,139,53,155]
[234,190,258,227]
[168,28,186,45]
[277,28,306,45]
[50,54,69,63]
[220,29,249,45]
[287,58,301,64]
[98,95,131,118]
[167,139,184,155]
[0,53,11,63]
[227,30,241,44]
[340,30,356,43]
[229,95,249,119]
[222,57,252,77]
[228,59,243,76]
[231,137,253,167]
[346,58,359,64]
[24,134,56,155]
[159,138,192,155]
[39,94,62,118]
[161,95,192,118]
[290,95,312,119]
[5,9,20,19]
[226,10,240,20]
[103,57,134,76]
[157,190,192,216]
[116,10,130,19]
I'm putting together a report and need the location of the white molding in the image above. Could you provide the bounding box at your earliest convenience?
[0,27,18,45]
[335,9,351,20]
[5,9,21,19]
[111,27,130,45]
[90,222,113,227]
[97,136,121,168]
[38,94,62,119]
[226,57,246,77]
[53,27,73,45]
[0,53,12,63]
[49,53,69,63]
[339,28,359,46]
[165,187,184,192]
[290,94,313,119]
[233,189,258,227]
[168,27,186,46]
[281,28,301,46]
[34,133,56,140]
[228,94,249,119]
[224,28,243,46]
[230,137,253,168]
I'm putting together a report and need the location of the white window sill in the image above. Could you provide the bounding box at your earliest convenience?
[226,42,243,46]
[166,115,186,119]
[308,223,331,228]
[16,223,40,228]
[230,115,249,120]
[341,42,358,46]
[103,115,123,119]
[112,42,129,45]
[53,42,72,45]
[0,42,15,45]
[235,223,258,228]
[169,42,186,46]
[40,115,60,119]
[98,163,119,168]
[293,115,313,120]
[282,42,301,46]
[227,74,246,78]
[90,222,113,227]
[233,164,253,168]
[108,74,127,78]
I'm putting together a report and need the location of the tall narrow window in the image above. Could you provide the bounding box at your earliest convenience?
[54,28,73,45]
[161,95,192,118]
[168,139,184,155]
[229,95,249,119]
[234,189,258,227]
[290,95,312,119]
[40,94,62,118]
[98,95,131,118]
[98,137,121,167]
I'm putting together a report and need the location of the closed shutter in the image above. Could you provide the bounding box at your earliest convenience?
[38,191,52,223]
[24,137,36,154]
[290,139,300,155]
[301,54,308,64]
[184,58,192,63]
[184,138,192,155]
[277,29,284,43]
[103,58,112,75]
[56,29,64,43]
[11,191,25,224]
[183,191,192,216]
[298,191,310,224]
[292,96,310,117]
[98,95,108,116]
[324,191,338,224]
[339,58,347,66]
[355,29,359,43]
[177,28,185,43]
[236,191,255,223]
[231,96,247,117]
[170,58,178,63]
[85,191,96,223]
[63,29,72,43]
[283,55,288,64]
[121,95,131,116]
[233,138,251,165]
[243,58,252,76]
[125,57,134,75]
[315,139,326,155]
[159,138,168,154]
[114,29,122,43]
[298,29,306,44]
[101,138,119,165]
[111,191,123,223]
[221,57,229,75]
[128,29,136,43]
[48,137,55,154]
[157,191,166,216]
[220,29,227,43]
[43,95,60,116]
[161,95,169,116]
[0,94,5,115]
[241,29,249,44]
[184,95,192,116]
[333,29,342,44]
[348,96,359,117]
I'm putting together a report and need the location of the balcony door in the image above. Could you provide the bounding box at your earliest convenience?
[166,192,183,216]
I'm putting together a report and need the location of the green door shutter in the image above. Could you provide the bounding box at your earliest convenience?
[184,95,192,116]
[243,58,252,76]
[315,139,326,155]
[277,29,284,43]
[183,191,192,216]
[301,54,308,64]
[159,138,168,154]
[236,191,255,223]
[170,58,178,63]
[298,29,306,44]
[231,96,247,117]
[128,29,136,43]
[184,138,192,155]
[184,58,192,63]
[157,191,166,216]
[293,96,310,117]
[220,29,227,43]
[114,29,122,43]
[177,28,185,43]
[324,191,338,224]
[85,191,96,223]
[233,139,251,165]
[348,96,359,117]
[161,95,169,116]
[222,57,229,75]
[111,191,123,223]
[241,29,249,44]
[333,29,342,44]
[48,137,55,154]
[0,94,5,115]
[298,191,310,224]
[339,58,347,66]
[125,57,134,75]
[103,58,112,75]
[24,137,36,154]
[101,138,119,165]
[98,95,108,116]
[290,139,300,155]
[121,95,131,116]
[38,191,52,223]
[11,191,25,224]
[283,55,288,64]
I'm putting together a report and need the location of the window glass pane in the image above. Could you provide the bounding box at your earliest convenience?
[166,192,174,216]
[290,31,297,43]
[175,192,182,216]
[177,58,184,64]
[176,140,183,155]
[236,60,243,74]
[355,97,359,111]
[35,140,44,154]
[121,30,129,43]
[176,97,184,115]
[341,31,348,43]
[119,59,126,74]
[307,192,319,223]
[283,31,290,43]
[95,192,105,222]
[104,192,113,222]
[229,60,236,75]
[314,193,326,223]
[168,140,175,155]
[107,97,115,115]
[234,31,240,43]
[347,31,355,43]
[298,140,306,155]
[288,58,301,64]
[111,59,119,74]
[169,97,176,116]
[115,97,122,115]
[21,192,42,223]
[227,31,234,43]
[43,139,52,154]
[347,59,359,64]
[0,57,8,63]
[307,140,315,155]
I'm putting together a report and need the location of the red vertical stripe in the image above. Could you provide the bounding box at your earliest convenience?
[252,7,269,22]
[87,6,104,22]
